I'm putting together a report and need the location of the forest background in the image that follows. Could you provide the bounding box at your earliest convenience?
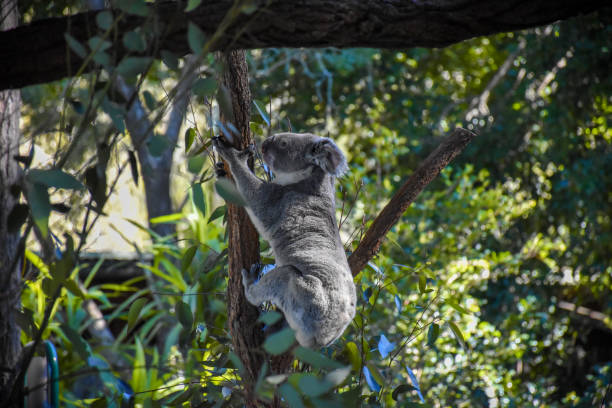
[0,1,610,407]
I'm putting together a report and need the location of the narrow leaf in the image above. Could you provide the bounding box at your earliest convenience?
[64,33,87,58]
[176,301,193,329]
[185,0,202,12]
[191,183,206,214]
[447,321,467,351]
[27,169,84,190]
[128,298,147,332]
[207,205,226,223]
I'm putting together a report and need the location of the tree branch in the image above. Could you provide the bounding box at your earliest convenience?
[0,0,607,90]
[348,127,476,275]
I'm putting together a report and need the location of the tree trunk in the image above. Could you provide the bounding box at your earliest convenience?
[0,0,22,403]
[0,0,607,90]
[218,50,267,407]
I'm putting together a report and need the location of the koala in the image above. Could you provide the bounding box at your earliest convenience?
[213,132,356,348]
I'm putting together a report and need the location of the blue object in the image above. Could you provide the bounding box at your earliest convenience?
[44,340,60,408]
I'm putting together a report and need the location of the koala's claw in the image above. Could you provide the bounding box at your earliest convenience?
[241,263,261,287]
[215,162,227,177]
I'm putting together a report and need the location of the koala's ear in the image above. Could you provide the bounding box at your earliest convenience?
[307,138,348,176]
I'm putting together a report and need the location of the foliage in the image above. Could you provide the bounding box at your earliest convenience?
[10,2,611,407]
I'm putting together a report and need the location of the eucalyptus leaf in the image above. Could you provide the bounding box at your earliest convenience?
[185,0,202,12]
[95,11,113,30]
[27,169,84,190]
[191,183,206,214]
[263,327,295,355]
[215,178,246,206]
[187,22,207,55]
[64,33,87,58]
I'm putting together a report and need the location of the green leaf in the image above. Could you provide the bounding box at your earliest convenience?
[207,205,226,223]
[162,324,182,362]
[297,374,333,398]
[185,0,202,12]
[146,134,169,157]
[258,310,283,326]
[191,183,206,214]
[263,327,295,355]
[181,245,198,272]
[187,156,205,174]
[427,323,440,347]
[123,30,146,52]
[88,36,112,55]
[293,347,343,370]
[64,33,87,58]
[215,178,246,206]
[128,298,148,332]
[161,50,179,70]
[184,127,196,152]
[116,0,149,16]
[176,301,193,329]
[366,363,385,386]
[446,299,471,315]
[279,383,304,408]
[26,182,51,237]
[132,337,146,392]
[116,56,152,79]
[344,341,362,373]
[27,169,84,190]
[192,78,217,98]
[95,11,113,30]
[64,279,85,298]
[187,22,207,55]
[142,90,156,111]
[150,213,183,224]
[447,321,467,351]
[60,324,91,360]
[253,100,270,127]
[418,274,427,294]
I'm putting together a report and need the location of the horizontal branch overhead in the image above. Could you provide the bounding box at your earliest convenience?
[1,0,608,90]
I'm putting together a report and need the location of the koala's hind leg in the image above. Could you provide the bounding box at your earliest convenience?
[242,265,327,347]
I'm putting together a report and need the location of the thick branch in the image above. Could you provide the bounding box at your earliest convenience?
[348,128,476,275]
[0,0,608,90]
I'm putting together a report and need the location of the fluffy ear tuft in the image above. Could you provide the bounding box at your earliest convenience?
[307,138,348,177]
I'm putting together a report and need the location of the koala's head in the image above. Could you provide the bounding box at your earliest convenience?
[261,133,348,181]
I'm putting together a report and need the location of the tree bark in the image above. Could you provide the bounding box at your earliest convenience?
[348,128,476,275]
[218,50,268,407]
[0,0,608,90]
[0,0,22,402]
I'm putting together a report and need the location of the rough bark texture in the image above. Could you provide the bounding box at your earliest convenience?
[348,128,476,275]
[218,50,268,407]
[0,0,22,402]
[0,0,608,90]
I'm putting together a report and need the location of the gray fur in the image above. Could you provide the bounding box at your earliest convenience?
[214,132,356,348]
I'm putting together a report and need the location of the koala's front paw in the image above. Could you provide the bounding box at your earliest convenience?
[241,263,260,289]
[212,136,238,162]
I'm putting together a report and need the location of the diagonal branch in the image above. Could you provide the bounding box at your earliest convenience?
[348,127,476,275]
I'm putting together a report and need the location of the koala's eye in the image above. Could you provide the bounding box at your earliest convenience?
[279,139,289,149]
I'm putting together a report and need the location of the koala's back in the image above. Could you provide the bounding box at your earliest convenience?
[265,172,356,347]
